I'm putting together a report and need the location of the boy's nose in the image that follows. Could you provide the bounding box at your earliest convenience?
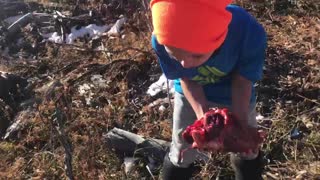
[180,60,193,68]
[180,60,186,68]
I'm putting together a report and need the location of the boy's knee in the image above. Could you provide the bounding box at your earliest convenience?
[231,151,259,160]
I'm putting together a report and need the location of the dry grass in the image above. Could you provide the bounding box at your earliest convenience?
[0,0,319,179]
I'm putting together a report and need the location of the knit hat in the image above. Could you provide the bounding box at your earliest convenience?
[151,0,232,53]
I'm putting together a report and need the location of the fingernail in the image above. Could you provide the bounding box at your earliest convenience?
[192,142,198,149]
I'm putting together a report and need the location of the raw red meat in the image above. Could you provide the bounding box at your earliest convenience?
[182,108,264,153]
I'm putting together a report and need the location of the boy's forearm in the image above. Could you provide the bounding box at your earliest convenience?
[180,77,209,120]
[231,73,252,127]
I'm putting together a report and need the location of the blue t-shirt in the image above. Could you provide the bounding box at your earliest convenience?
[151,5,267,106]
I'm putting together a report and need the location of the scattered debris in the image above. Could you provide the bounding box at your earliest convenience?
[147,74,174,97]
[78,83,93,105]
[90,74,107,88]
[107,17,127,36]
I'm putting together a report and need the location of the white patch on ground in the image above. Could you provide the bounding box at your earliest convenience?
[43,17,126,44]
[90,74,107,88]
[107,17,127,35]
[147,74,174,97]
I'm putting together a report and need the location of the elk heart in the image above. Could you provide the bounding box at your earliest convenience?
[182,108,263,153]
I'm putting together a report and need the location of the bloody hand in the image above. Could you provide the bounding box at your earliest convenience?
[182,108,264,153]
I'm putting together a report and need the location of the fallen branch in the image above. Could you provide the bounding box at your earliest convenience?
[51,108,74,180]
[7,13,33,35]
[296,93,320,105]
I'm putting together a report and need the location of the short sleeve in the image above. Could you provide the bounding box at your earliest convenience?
[237,24,267,82]
[151,35,186,80]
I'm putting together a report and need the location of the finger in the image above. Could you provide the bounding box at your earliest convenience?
[192,142,199,149]
[207,140,223,151]
[191,131,205,148]
[193,142,209,151]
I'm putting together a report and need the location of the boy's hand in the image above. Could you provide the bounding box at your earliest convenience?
[219,124,265,153]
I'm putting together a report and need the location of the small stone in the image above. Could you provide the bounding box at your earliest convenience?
[256,114,264,121]
[285,100,293,104]
[159,105,166,112]
[306,122,314,129]
[301,115,309,124]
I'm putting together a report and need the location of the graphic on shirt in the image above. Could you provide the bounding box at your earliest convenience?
[192,65,226,85]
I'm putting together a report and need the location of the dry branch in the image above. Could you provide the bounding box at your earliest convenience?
[51,108,74,180]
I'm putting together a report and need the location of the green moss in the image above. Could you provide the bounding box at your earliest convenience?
[0,142,16,153]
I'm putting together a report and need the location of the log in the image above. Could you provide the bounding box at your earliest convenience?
[103,128,170,160]
[0,1,29,20]
[7,13,34,36]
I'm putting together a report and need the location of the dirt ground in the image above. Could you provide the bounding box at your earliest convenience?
[0,0,319,179]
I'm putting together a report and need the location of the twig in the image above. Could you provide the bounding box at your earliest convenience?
[266,172,278,180]
[51,60,82,75]
[296,93,320,105]
[52,108,74,180]
[146,165,155,180]
[294,140,297,161]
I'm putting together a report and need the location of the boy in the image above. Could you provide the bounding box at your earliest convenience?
[150,0,267,179]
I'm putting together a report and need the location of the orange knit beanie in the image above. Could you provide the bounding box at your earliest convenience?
[151,0,232,53]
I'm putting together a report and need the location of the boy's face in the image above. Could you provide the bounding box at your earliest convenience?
[164,45,214,68]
